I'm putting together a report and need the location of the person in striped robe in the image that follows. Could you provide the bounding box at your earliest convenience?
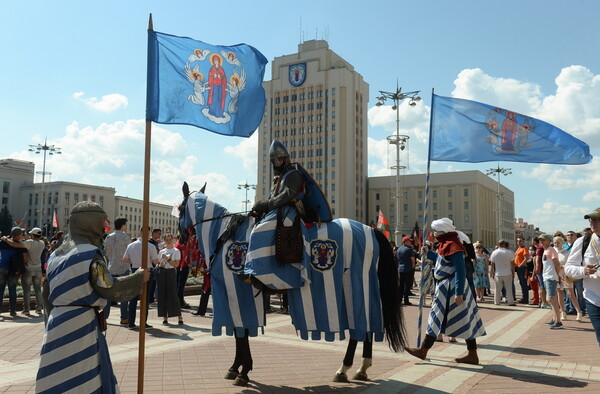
[405,218,486,365]
[36,202,149,393]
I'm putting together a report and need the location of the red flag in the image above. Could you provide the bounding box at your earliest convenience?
[52,210,59,229]
[376,210,392,241]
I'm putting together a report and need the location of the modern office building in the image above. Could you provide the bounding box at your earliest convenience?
[367,171,515,248]
[1,158,178,236]
[256,40,369,222]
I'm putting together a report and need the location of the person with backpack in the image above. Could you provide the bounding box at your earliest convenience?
[565,208,600,345]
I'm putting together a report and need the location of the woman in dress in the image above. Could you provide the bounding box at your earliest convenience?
[473,242,490,302]
[157,233,183,325]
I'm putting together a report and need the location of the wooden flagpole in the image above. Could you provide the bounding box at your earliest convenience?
[137,12,154,394]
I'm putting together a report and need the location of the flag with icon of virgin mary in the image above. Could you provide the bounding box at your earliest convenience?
[146,31,268,138]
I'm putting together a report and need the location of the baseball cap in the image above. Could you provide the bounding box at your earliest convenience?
[584,208,600,220]
[402,236,413,243]
[29,227,43,236]
[539,233,552,241]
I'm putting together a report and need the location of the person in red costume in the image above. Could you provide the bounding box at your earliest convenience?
[208,54,226,118]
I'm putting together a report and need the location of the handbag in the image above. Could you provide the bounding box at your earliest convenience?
[275,208,304,264]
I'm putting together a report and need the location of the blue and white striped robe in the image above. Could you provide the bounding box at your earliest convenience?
[287,219,384,342]
[185,191,264,337]
[36,244,117,394]
[245,206,310,290]
[425,250,486,340]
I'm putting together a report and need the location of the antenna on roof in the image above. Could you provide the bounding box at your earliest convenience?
[299,16,302,44]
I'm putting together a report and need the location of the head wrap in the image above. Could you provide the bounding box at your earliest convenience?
[431,217,466,256]
[431,218,455,233]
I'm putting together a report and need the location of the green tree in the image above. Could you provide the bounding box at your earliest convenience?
[0,206,14,236]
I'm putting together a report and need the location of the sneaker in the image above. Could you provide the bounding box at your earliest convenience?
[120,319,128,325]
[9,311,17,317]
[545,320,555,325]
[576,312,583,322]
[550,322,563,329]
[508,303,517,306]
[128,324,137,329]
[542,303,551,309]
[21,310,31,316]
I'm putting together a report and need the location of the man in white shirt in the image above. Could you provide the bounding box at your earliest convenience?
[22,227,45,315]
[103,217,132,324]
[123,234,159,329]
[490,240,516,306]
[565,208,600,345]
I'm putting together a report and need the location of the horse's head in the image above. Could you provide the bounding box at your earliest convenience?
[178,181,206,245]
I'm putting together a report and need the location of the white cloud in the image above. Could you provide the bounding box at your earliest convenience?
[224,132,258,173]
[73,91,128,112]
[583,190,600,203]
[16,120,237,208]
[528,200,590,233]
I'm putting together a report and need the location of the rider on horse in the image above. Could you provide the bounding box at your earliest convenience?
[246,140,331,289]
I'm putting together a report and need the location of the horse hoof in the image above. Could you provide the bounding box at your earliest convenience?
[353,371,368,381]
[333,372,349,383]
[224,369,238,380]
[233,375,249,386]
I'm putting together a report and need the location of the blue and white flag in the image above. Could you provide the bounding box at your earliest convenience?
[430,94,592,164]
[147,31,268,137]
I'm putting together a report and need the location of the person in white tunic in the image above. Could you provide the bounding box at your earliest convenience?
[36,202,149,394]
[405,218,486,365]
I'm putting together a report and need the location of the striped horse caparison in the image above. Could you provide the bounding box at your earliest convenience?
[178,182,407,386]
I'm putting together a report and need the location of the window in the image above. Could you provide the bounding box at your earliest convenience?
[432,190,438,198]
[464,214,470,222]
[448,202,453,210]
[403,203,408,212]
[332,87,336,95]
[332,99,336,107]
[418,190,423,199]
[2,181,8,193]
[464,201,469,209]
[83,194,88,202]
[418,203,423,211]
[448,189,453,198]
[331,159,335,167]
[29,193,33,205]
[464,188,469,197]
[332,183,335,191]
[74,193,79,203]
[376,193,380,201]
[433,202,438,210]
[65,192,70,204]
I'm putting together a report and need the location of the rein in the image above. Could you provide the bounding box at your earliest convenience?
[199,211,249,223]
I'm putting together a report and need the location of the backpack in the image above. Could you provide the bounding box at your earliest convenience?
[580,233,592,266]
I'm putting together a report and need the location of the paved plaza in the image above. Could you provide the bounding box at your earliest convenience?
[1,290,600,393]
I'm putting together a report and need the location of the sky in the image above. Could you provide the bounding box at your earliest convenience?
[1,0,599,235]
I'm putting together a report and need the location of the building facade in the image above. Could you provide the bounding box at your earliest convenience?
[256,40,369,222]
[368,171,515,248]
[1,158,178,237]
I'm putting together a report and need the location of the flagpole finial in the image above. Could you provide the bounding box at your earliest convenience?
[148,13,153,31]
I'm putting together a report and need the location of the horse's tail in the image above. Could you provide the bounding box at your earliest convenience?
[374,230,406,352]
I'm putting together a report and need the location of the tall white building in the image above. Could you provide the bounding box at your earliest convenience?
[256,40,369,221]
[368,171,515,248]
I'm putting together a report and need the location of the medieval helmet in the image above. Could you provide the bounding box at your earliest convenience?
[269,139,290,175]
[69,201,107,248]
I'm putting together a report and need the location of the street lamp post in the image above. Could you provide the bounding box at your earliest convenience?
[238,182,257,212]
[376,86,420,245]
[28,139,61,235]
[486,164,511,242]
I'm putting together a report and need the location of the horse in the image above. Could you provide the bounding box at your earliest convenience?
[178,183,406,386]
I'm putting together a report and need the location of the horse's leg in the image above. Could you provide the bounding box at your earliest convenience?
[224,334,244,380]
[233,330,253,386]
[333,338,358,382]
[353,333,373,381]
